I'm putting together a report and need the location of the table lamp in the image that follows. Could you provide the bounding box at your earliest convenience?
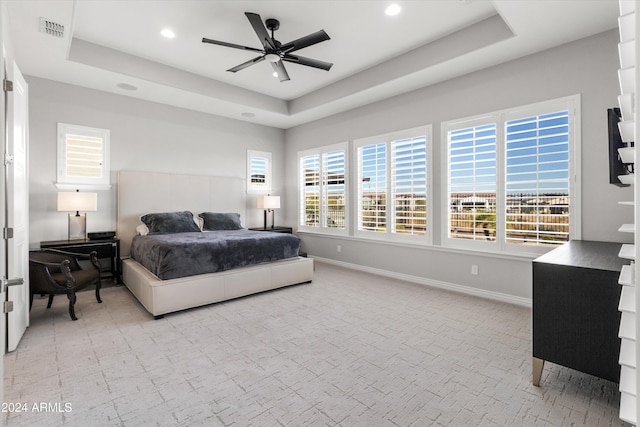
[57,190,97,240]
[257,195,280,229]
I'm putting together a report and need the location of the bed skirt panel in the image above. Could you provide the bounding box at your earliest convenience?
[122,256,313,317]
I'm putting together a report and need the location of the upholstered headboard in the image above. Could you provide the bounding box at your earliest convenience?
[117,171,246,257]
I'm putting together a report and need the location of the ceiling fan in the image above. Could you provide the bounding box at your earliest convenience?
[202,12,333,82]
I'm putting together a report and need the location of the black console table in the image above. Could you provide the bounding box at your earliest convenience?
[532,240,624,385]
[40,238,120,283]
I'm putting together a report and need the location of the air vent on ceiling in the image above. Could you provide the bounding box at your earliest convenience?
[39,17,64,38]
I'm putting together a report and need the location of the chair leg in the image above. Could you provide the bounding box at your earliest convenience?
[67,292,78,321]
[95,278,102,304]
[46,295,54,309]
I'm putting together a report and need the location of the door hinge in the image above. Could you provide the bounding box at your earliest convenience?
[3,301,13,313]
[4,153,13,166]
[3,227,13,239]
[2,80,12,92]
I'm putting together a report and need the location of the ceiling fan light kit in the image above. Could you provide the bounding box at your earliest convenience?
[202,12,333,82]
[265,53,281,63]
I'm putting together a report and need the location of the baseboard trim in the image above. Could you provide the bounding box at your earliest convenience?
[312,256,532,308]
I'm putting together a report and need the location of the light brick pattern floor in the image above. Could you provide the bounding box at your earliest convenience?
[3,262,628,426]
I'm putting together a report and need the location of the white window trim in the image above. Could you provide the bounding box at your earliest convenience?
[298,142,348,236]
[354,126,433,245]
[441,114,500,253]
[441,95,581,256]
[247,150,272,194]
[56,123,111,190]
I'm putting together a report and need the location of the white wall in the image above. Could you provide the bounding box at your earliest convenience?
[284,29,631,301]
[28,77,285,246]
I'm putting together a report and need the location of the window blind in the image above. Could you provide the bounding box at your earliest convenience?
[358,143,387,232]
[505,110,570,245]
[391,136,427,235]
[301,154,321,227]
[65,133,104,178]
[323,150,346,229]
[250,156,268,185]
[447,123,497,241]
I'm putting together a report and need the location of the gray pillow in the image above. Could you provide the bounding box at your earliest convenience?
[140,211,201,234]
[199,212,243,231]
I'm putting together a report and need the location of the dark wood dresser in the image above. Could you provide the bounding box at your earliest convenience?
[532,240,624,385]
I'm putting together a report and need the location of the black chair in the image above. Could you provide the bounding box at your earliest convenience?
[29,249,102,320]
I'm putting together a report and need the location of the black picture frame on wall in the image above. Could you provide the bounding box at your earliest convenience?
[608,107,630,187]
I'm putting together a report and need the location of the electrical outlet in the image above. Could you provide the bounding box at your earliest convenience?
[337,245,342,253]
[471,265,479,275]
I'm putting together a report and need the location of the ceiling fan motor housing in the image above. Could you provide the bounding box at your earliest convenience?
[265,18,280,32]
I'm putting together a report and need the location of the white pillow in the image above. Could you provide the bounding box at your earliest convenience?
[136,223,149,236]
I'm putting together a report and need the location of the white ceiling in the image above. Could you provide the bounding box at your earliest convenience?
[5,0,620,129]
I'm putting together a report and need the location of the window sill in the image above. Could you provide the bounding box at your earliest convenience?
[55,183,112,191]
[296,230,544,262]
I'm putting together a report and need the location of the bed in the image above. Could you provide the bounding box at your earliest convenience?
[117,171,314,318]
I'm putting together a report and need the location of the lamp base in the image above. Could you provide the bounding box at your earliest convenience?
[68,214,86,240]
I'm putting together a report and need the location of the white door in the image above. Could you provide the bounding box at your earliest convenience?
[0,42,7,413]
[6,62,28,352]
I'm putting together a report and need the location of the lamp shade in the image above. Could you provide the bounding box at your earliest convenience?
[257,195,280,210]
[57,192,97,212]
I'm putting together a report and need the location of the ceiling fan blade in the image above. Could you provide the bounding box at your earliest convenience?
[280,30,330,53]
[271,61,290,82]
[283,54,333,71]
[227,55,266,73]
[245,12,276,51]
[202,38,263,53]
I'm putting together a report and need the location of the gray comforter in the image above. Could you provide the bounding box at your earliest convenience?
[130,230,301,280]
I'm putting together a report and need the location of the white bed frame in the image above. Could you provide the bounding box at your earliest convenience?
[116,171,313,318]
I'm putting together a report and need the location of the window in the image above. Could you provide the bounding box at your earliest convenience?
[505,110,571,245]
[443,95,580,254]
[298,143,347,233]
[355,127,431,242]
[448,122,497,243]
[247,150,272,193]
[57,123,110,189]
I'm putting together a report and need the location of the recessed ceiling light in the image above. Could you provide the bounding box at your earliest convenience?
[241,112,256,118]
[272,72,278,78]
[116,83,138,91]
[385,4,402,16]
[160,28,175,39]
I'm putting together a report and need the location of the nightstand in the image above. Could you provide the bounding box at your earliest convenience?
[40,238,121,282]
[248,226,293,234]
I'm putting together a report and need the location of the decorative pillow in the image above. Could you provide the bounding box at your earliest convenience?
[199,212,243,231]
[136,224,149,236]
[140,211,201,234]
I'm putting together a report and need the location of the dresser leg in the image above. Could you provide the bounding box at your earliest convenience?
[532,357,544,386]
